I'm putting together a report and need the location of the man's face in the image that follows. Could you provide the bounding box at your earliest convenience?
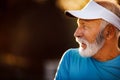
[74,19,106,57]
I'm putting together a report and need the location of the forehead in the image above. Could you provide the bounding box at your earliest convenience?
[77,18,103,24]
[77,19,104,30]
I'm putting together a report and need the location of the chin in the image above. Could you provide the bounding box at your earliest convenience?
[78,47,97,57]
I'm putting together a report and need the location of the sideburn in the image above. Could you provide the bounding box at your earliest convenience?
[96,29,105,45]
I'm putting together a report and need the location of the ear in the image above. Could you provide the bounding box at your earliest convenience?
[117,32,120,51]
[103,24,116,40]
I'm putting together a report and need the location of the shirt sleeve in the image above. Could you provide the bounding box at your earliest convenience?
[54,49,71,80]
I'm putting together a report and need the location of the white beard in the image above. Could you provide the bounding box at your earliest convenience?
[76,37,105,57]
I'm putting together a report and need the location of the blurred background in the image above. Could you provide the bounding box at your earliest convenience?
[0,0,78,80]
[0,0,119,80]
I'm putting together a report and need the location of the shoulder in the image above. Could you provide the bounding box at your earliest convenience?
[55,48,79,79]
[62,48,81,60]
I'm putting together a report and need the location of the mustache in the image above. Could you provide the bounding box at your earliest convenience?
[75,38,88,44]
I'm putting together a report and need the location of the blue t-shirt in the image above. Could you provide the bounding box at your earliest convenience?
[55,48,120,80]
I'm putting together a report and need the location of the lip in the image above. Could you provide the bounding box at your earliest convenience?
[81,43,87,49]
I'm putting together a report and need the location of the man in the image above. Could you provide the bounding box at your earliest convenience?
[54,0,120,80]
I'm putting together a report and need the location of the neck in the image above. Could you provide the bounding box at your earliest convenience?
[92,39,120,62]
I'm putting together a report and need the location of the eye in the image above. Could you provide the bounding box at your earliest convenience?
[83,25,89,30]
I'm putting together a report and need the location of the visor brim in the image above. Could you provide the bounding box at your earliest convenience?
[65,1,120,30]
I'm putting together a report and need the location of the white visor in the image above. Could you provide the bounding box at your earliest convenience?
[65,0,120,30]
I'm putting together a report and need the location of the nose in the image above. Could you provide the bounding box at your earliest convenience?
[74,27,84,38]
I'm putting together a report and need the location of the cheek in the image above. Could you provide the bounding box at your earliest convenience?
[84,30,99,43]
